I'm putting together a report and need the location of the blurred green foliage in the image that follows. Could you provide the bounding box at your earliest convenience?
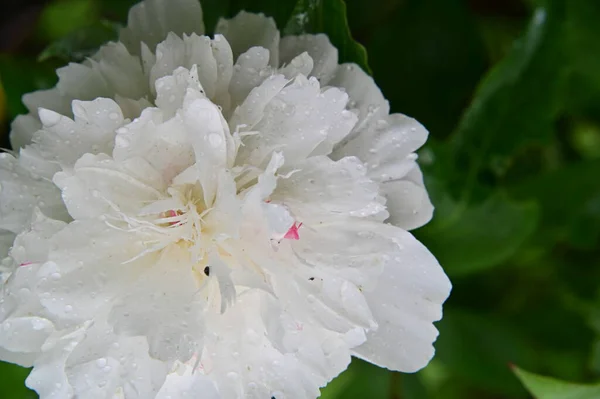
[1,0,600,398]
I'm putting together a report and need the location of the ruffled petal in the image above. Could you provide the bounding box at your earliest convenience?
[54,153,164,220]
[271,156,384,223]
[0,153,67,234]
[216,11,280,67]
[150,33,217,98]
[25,327,86,399]
[120,0,205,55]
[10,114,42,150]
[197,290,353,399]
[112,107,196,184]
[157,372,219,399]
[181,93,233,206]
[381,166,434,230]
[334,113,428,182]
[229,46,273,108]
[329,64,390,147]
[280,34,338,84]
[66,320,167,399]
[351,225,451,372]
[33,98,125,167]
[109,245,205,363]
[235,75,357,166]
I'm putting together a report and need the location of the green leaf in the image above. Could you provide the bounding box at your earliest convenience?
[284,0,370,74]
[513,366,600,399]
[39,20,121,63]
[419,187,539,277]
[451,0,565,185]
[36,0,100,42]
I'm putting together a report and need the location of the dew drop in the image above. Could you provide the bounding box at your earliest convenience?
[208,133,223,147]
[227,371,238,379]
[96,358,107,368]
[115,136,130,148]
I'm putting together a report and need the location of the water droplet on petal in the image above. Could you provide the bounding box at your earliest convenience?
[208,133,223,147]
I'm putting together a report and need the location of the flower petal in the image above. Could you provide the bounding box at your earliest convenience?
[381,166,434,230]
[271,156,384,223]
[0,153,67,234]
[229,46,273,108]
[112,107,196,184]
[351,225,451,372]
[157,373,219,399]
[334,113,428,182]
[279,52,314,80]
[216,11,280,67]
[34,99,124,167]
[235,75,357,166]
[10,114,41,150]
[66,322,168,399]
[181,95,232,206]
[280,34,338,84]
[25,327,86,399]
[109,245,205,363]
[54,153,164,220]
[329,64,390,147]
[119,0,205,55]
[150,33,216,97]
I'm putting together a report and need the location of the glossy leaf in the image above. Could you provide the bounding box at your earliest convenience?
[419,190,538,276]
[451,1,565,182]
[513,366,600,399]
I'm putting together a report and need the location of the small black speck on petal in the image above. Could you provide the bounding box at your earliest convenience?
[204,266,210,276]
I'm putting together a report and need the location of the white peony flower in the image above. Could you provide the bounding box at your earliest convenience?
[0,0,451,398]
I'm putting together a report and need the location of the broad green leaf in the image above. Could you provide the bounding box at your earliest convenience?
[513,366,600,399]
[39,21,120,63]
[419,187,539,277]
[451,0,565,184]
[284,0,370,74]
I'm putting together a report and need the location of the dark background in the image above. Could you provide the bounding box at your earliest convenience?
[1,0,599,398]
